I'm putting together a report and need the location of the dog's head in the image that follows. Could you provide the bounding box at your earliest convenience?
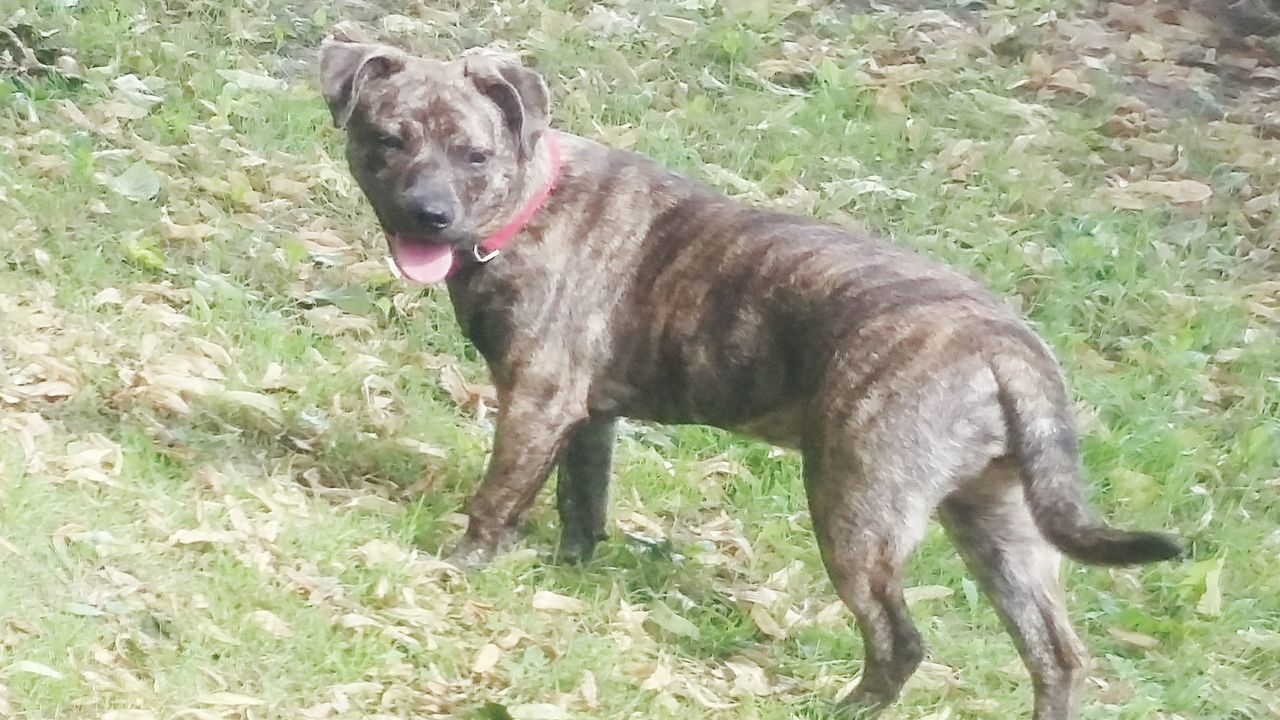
[319,37,551,283]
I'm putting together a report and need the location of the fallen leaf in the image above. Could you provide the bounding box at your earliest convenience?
[640,662,674,691]
[268,174,311,200]
[354,539,409,565]
[109,161,161,201]
[218,389,284,425]
[646,600,700,638]
[338,613,380,629]
[875,84,907,115]
[1129,138,1176,163]
[217,69,286,92]
[102,711,157,720]
[1197,556,1224,617]
[656,16,698,37]
[1107,626,1159,650]
[531,590,587,614]
[681,679,737,709]
[1046,68,1094,97]
[579,670,599,708]
[91,288,124,305]
[5,660,64,680]
[1243,192,1277,218]
[749,604,786,639]
[160,214,216,242]
[198,692,265,706]
[1104,178,1213,209]
[168,528,237,546]
[509,703,569,720]
[249,610,294,639]
[904,585,954,606]
[396,438,448,458]
[472,643,502,675]
[725,658,772,696]
[438,362,497,410]
[382,14,429,34]
[112,74,164,110]
[1130,179,1212,203]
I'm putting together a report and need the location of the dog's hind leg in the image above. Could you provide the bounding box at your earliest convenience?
[804,447,932,715]
[940,460,1088,720]
[556,418,616,563]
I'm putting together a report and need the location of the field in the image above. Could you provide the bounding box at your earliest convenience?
[1,0,1277,717]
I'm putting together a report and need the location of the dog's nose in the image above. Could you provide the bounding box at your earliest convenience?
[409,200,454,231]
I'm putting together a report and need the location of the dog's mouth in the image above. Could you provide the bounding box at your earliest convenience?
[387,233,456,285]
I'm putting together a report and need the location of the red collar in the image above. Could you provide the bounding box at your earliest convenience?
[474,131,562,260]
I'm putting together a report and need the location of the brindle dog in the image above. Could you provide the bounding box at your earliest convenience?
[318,37,1180,720]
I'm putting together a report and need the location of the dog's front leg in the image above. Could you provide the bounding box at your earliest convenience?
[449,393,587,566]
[556,418,616,564]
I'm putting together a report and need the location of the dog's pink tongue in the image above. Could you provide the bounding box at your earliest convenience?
[390,235,454,284]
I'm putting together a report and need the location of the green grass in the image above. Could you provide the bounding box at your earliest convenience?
[2,0,1278,717]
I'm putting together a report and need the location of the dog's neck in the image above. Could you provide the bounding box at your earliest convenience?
[477,131,562,257]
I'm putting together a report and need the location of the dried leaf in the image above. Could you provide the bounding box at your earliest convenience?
[6,660,64,680]
[396,438,448,458]
[875,84,907,115]
[531,590,587,614]
[509,703,570,720]
[1104,178,1213,209]
[438,362,497,410]
[749,604,786,639]
[579,670,599,708]
[112,74,163,109]
[109,162,161,201]
[268,174,311,200]
[1045,68,1094,97]
[1196,556,1224,617]
[1243,192,1277,218]
[338,613,380,629]
[168,528,237,546]
[217,69,286,92]
[656,16,698,37]
[472,643,502,675]
[160,214,215,242]
[198,692,265,706]
[218,390,284,425]
[904,585,954,606]
[91,288,124,306]
[249,610,293,639]
[646,600,700,638]
[724,658,772,696]
[1131,179,1212,203]
[304,306,375,336]
[639,662,674,691]
[1107,627,1159,650]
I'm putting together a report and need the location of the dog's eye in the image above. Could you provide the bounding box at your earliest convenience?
[467,149,490,166]
[376,133,404,151]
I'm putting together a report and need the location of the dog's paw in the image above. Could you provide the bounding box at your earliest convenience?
[833,687,893,719]
[446,540,494,569]
[555,532,600,565]
[446,526,518,568]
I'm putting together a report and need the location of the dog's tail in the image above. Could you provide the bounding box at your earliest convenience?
[989,343,1182,566]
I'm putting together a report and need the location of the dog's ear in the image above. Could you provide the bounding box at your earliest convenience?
[319,38,406,127]
[464,54,550,159]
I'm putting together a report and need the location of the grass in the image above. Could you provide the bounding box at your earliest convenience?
[2,0,1278,718]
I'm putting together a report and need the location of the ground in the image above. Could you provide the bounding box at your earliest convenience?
[1,0,1278,718]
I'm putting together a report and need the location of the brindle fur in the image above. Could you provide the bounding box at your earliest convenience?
[319,37,1180,720]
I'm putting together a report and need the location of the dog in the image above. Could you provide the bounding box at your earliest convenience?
[318,36,1181,720]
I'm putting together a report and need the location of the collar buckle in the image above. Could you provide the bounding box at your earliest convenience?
[472,245,500,263]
